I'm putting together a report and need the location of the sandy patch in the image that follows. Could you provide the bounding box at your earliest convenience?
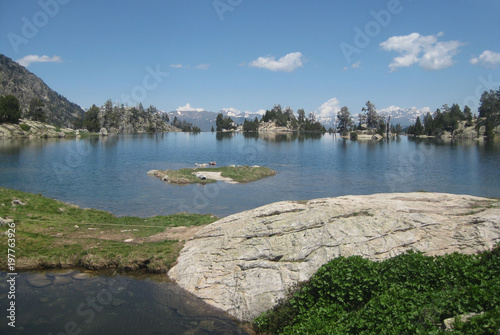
[194,171,238,184]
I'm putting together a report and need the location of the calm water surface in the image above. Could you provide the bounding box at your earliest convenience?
[1,133,499,334]
[0,270,249,334]
[0,132,499,217]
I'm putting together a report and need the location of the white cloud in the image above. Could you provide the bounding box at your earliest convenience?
[351,61,361,69]
[16,55,63,67]
[170,64,184,68]
[316,98,341,119]
[380,32,464,72]
[176,103,204,112]
[195,64,210,70]
[470,50,500,68]
[249,52,304,72]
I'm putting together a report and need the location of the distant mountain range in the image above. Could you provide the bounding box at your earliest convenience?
[167,109,264,131]
[317,106,432,128]
[0,54,84,126]
[378,106,432,126]
[168,106,432,131]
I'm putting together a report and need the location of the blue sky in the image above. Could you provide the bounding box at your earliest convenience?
[1,0,500,119]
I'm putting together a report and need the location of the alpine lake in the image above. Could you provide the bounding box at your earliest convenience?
[1,132,499,334]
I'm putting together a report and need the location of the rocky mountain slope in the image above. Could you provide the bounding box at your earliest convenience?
[0,54,84,127]
[168,192,500,321]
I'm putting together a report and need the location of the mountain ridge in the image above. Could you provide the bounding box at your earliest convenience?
[0,54,84,127]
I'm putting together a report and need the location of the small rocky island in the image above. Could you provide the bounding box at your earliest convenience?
[147,165,277,184]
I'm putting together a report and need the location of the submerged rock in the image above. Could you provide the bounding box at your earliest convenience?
[168,192,500,321]
[52,276,73,286]
[72,272,94,280]
[26,274,52,288]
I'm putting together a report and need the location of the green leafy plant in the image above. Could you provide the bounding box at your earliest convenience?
[253,247,500,334]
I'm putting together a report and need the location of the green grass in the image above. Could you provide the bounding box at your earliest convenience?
[253,247,500,334]
[204,165,277,183]
[0,187,218,272]
[158,165,277,184]
[161,168,217,184]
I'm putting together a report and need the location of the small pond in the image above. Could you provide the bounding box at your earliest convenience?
[0,270,250,334]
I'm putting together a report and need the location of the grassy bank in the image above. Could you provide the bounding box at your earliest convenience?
[253,248,500,334]
[0,187,218,273]
[154,165,277,184]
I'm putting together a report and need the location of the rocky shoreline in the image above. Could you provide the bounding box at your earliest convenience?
[0,119,78,139]
[168,192,500,321]
[0,120,182,139]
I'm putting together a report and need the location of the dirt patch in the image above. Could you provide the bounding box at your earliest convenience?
[145,225,206,242]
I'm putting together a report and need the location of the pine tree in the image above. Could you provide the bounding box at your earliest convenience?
[83,105,101,132]
[0,95,21,124]
[27,98,46,122]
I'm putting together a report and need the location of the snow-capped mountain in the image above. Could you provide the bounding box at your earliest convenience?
[378,106,431,126]
[167,110,216,131]
[316,116,336,128]
[167,109,264,131]
[167,105,431,131]
[347,106,431,127]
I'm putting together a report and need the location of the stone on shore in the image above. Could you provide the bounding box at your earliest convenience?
[168,192,500,322]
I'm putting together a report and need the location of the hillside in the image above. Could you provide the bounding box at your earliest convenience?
[0,54,84,127]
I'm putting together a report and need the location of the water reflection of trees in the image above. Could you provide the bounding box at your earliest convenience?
[242,132,325,142]
[407,135,491,148]
[216,132,236,140]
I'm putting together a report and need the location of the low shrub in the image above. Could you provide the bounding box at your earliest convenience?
[253,247,500,334]
[19,123,31,131]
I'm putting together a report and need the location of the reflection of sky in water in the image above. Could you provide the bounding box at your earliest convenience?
[0,270,248,334]
[0,133,499,218]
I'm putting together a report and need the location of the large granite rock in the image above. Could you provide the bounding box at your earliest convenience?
[168,192,500,321]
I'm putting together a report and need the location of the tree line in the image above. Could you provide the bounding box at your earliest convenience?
[74,100,199,133]
[335,100,403,136]
[407,88,499,140]
[216,104,327,133]
[0,95,48,124]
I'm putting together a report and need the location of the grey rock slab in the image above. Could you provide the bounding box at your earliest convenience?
[168,192,500,321]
